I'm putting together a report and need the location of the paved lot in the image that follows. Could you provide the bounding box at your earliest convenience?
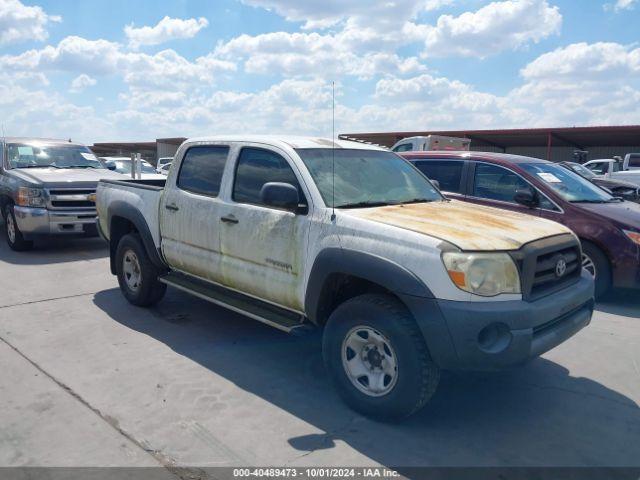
[0,228,639,471]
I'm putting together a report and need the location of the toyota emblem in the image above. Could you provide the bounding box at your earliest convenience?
[555,258,567,277]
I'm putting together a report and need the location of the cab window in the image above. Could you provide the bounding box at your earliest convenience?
[177,146,229,197]
[233,147,305,208]
[413,160,464,193]
[392,143,413,152]
[586,162,608,175]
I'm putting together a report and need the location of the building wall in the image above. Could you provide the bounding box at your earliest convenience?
[157,141,180,160]
[471,144,640,162]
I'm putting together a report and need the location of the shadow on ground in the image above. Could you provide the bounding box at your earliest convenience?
[94,287,640,468]
[0,218,108,265]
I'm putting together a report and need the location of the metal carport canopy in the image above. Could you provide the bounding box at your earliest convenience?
[340,125,640,150]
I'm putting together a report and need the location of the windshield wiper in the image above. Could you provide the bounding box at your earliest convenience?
[64,165,101,169]
[336,201,394,209]
[17,164,62,169]
[570,199,609,203]
[396,198,437,205]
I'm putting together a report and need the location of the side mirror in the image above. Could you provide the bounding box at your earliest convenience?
[430,179,441,190]
[260,182,299,211]
[105,162,116,171]
[514,188,538,208]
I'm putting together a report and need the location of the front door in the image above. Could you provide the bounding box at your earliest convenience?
[464,162,542,217]
[218,146,310,311]
[160,145,229,282]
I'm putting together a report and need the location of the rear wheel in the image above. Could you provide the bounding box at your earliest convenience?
[4,205,33,251]
[116,233,166,306]
[322,294,440,420]
[581,241,611,298]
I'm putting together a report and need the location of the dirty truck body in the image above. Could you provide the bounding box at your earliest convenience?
[96,136,594,418]
[0,137,127,251]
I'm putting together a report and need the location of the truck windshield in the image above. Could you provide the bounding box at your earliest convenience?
[521,163,616,203]
[6,143,104,169]
[566,162,596,180]
[296,149,442,208]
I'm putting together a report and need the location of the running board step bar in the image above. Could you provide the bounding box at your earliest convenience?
[159,272,312,334]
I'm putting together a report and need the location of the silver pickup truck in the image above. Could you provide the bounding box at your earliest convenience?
[0,137,126,250]
[96,135,594,419]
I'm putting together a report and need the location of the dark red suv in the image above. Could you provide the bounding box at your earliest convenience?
[402,151,640,297]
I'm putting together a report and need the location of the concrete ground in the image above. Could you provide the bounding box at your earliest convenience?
[0,229,639,472]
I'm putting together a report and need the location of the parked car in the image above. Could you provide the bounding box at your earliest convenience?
[99,156,166,180]
[156,156,173,173]
[391,135,471,153]
[559,161,640,202]
[583,154,640,186]
[403,151,640,297]
[0,137,127,251]
[97,136,593,419]
[157,163,171,176]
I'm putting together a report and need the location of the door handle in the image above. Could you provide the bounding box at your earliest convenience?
[165,204,179,211]
[220,215,238,224]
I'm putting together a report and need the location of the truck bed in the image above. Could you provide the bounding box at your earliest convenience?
[96,178,165,248]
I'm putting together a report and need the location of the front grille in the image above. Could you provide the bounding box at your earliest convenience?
[46,188,96,211]
[510,234,582,301]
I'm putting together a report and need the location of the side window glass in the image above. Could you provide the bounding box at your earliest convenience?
[177,146,229,197]
[612,162,620,172]
[473,163,530,203]
[414,160,464,193]
[393,144,412,152]
[233,147,304,207]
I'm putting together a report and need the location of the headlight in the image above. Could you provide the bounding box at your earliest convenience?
[17,187,45,207]
[623,229,640,246]
[442,252,521,296]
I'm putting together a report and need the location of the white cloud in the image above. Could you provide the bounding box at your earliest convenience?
[604,0,638,11]
[520,42,640,80]
[0,36,236,88]
[0,0,61,46]
[213,29,425,79]
[69,73,96,92]
[125,16,209,49]
[240,0,428,30]
[425,0,456,11]
[422,0,562,58]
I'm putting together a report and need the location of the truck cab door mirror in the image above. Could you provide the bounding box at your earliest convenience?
[430,179,441,190]
[260,182,299,212]
[514,188,538,208]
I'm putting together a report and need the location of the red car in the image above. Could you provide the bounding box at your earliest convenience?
[401,151,640,297]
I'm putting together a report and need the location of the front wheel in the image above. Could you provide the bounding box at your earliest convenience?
[322,294,440,420]
[115,233,166,307]
[4,205,33,251]
[581,241,611,299]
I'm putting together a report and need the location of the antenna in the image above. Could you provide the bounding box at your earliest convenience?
[331,81,336,221]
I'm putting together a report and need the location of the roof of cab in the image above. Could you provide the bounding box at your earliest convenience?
[2,137,86,146]
[184,135,388,151]
[401,150,549,164]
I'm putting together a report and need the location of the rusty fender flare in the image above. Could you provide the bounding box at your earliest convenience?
[304,247,434,324]
[107,201,166,274]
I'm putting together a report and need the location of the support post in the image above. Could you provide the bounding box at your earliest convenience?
[546,132,552,161]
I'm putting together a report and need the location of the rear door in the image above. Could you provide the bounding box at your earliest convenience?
[160,145,229,281]
[217,145,311,311]
[411,158,467,200]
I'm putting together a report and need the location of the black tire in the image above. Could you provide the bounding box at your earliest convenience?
[322,293,440,420]
[4,205,33,251]
[581,241,611,299]
[115,233,166,307]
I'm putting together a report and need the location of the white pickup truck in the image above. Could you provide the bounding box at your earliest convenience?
[584,154,640,186]
[96,135,594,419]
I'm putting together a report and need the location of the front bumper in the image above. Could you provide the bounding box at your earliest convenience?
[13,206,98,238]
[400,270,595,371]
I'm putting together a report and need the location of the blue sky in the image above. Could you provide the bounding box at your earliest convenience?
[1,0,639,143]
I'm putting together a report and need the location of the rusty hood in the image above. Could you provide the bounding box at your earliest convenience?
[343,199,571,251]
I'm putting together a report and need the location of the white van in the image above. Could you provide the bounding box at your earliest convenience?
[391,135,471,153]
